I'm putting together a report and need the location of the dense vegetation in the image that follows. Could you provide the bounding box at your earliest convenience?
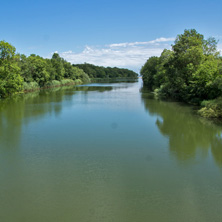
[0,41,138,99]
[0,41,90,98]
[140,29,222,118]
[74,63,138,79]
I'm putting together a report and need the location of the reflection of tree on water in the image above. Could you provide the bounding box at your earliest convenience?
[141,87,222,167]
[90,78,138,83]
[74,86,113,93]
[212,134,222,167]
[0,84,122,149]
[0,86,75,149]
[74,85,131,93]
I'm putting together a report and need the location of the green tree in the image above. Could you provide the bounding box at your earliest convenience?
[20,54,50,86]
[74,63,138,79]
[141,29,222,104]
[140,56,159,90]
[51,53,65,81]
[0,41,23,97]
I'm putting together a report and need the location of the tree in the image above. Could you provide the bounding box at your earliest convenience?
[140,56,159,90]
[26,55,50,86]
[0,41,16,63]
[0,41,23,97]
[74,63,138,79]
[163,29,221,102]
[51,53,65,80]
[141,29,222,104]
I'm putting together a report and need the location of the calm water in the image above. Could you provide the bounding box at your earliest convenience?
[0,80,222,222]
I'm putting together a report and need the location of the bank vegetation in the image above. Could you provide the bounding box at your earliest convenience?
[0,41,138,98]
[140,29,222,118]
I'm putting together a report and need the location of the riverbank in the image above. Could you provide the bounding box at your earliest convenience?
[90,77,138,83]
[140,29,222,119]
[22,79,84,93]
[198,98,222,118]
[142,87,222,119]
[22,77,138,94]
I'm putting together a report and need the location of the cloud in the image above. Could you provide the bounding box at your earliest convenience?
[212,36,222,53]
[218,43,222,53]
[218,49,222,54]
[213,35,222,39]
[109,37,175,48]
[56,37,175,72]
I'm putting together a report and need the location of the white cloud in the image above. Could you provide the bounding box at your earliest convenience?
[56,37,175,73]
[109,37,175,48]
[218,44,222,53]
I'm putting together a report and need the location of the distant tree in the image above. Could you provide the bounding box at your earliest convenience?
[74,63,138,79]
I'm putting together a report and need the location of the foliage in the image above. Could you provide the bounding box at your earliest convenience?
[60,79,75,85]
[0,41,23,97]
[141,29,222,106]
[0,40,92,97]
[0,39,139,98]
[23,81,39,91]
[0,41,16,64]
[20,54,50,86]
[198,98,222,118]
[140,56,159,90]
[74,63,138,79]
[74,79,82,85]
[44,80,61,87]
[44,79,82,88]
[51,53,65,81]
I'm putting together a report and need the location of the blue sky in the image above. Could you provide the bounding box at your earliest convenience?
[1,0,222,72]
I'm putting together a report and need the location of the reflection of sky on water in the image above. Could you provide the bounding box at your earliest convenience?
[0,80,222,221]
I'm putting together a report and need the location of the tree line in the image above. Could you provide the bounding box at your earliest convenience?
[74,63,138,79]
[0,41,138,98]
[140,29,222,117]
[0,41,91,98]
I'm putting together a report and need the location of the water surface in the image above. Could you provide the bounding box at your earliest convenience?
[0,80,222,221]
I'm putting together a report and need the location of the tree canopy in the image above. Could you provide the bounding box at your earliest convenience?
[141,29,222,104]
[0,40,138,98]
[0,41,91,98]
[74,63,138,79]
[0,41,23,97]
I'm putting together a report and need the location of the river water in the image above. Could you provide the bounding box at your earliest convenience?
[0,79,222,221]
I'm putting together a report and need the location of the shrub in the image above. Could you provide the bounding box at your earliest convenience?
[198,98,222,118]
[23,81,39,91]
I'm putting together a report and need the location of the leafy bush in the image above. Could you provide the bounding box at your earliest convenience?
[23,81,39,91]
[60,79,75,85]
[198,98,222,118]
[74,79,82,85]
[44,80,61,87]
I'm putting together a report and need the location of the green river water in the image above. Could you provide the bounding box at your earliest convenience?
[0,79,222,221]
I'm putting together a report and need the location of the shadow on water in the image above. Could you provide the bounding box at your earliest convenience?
[140,87,222,168]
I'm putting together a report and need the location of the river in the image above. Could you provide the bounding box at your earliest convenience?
[0,79,222,221]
